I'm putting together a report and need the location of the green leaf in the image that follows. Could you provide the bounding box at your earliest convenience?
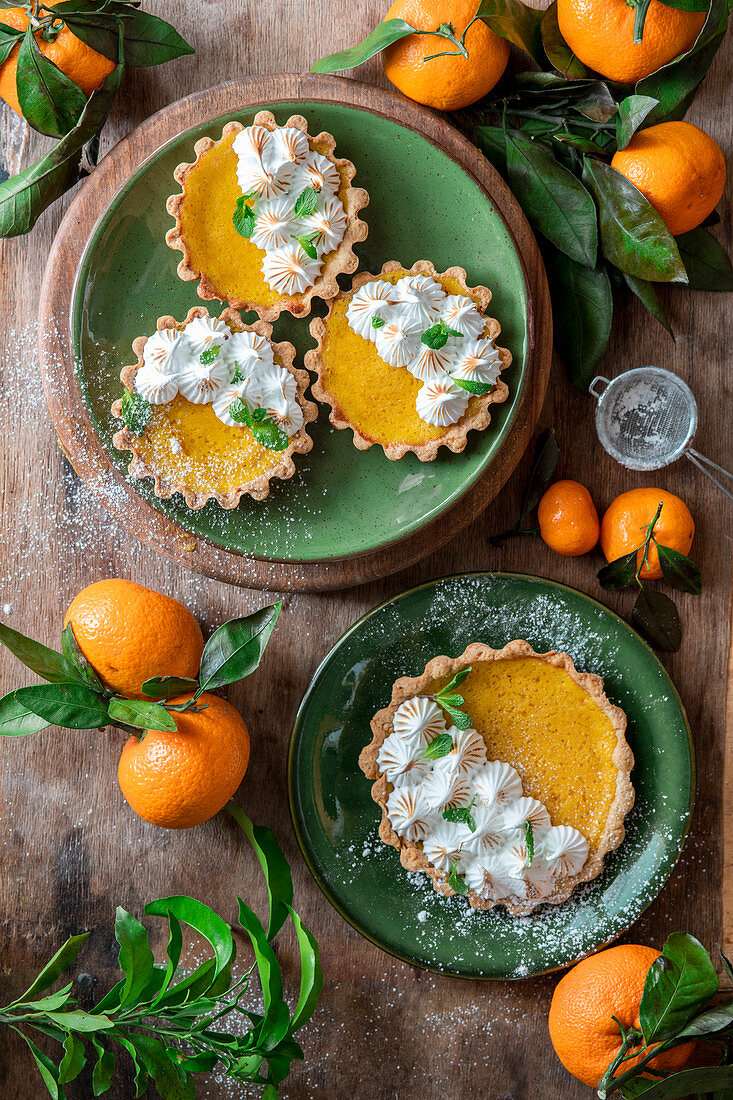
[657,0,709,9]
[13,1028,61,1099]
[371,315,385,329]
[112,1036,148,1098]
[311,18,415,73]
[107,697,177,732]
[475,0,545,65]
[15,933,90,1003]
[504,132,597,267]
[677,1003,733,1039]
[570,81,617,124]
[144,896,236,994]
[453,377,493,395]
[114,907,155,1008]
[295,232,318,259]
[226,806,294,940]
[616,94,659,150]
[232,195,255,238]
[616,1066,733,1098]
[236,898,290,1050]
[16,26,87,138]
[251,418,290,451]
[543,246,613,389]
[59,1033,86,1084]
[677,226,733,291]
[62,624,105,692]
[623,273,674,338]
[98,5,195,66]
[198,603,281,692]
[139,676,199,700]
[13,682,109,729]
[0,49,123,238]
[632,588,681,652]
[286,904,323,1033]
[442,805,477,831]
[640,932,719,1042]
[524,820,534,865]
[540,0,587,78]
[44,1010,114,1032]
[120,390,152,434]
[441,703,472,730]
[421,319,462,349]
[519,428,560,525]
[423,732,453,759]
[0,22,23,67]
[199,344,221,365]
[474,125,506,175]
[14,985,74,1012]
[447,862,468,895]
[657,544,702,594]
[293,187,318,217]
[91,1038,115,1095]
[0,693,50,736]
[48,4,120,59]
[436,668,471,696]
[0,621,79,684]
[127,1034,195,1100]
[598,549,639,590]
[582,158,687,284]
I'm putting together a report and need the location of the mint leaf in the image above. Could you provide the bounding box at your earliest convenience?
[442,806,477,832]
[436,667,471,695]
[199,345,221,365]
[293,187,318,217]
[231,364,244,383]
[447,862,468,895]
[120,390,152,435]
[439,702,472,731]
[252,419,289,451]
[423,732,453,760]
[233,196,255,238]
[296,232,319,260]
[453,378,493,395]
[371,316,385,328]
[525,821,534,867]
[228,397,250,425]
[421,320,464,349]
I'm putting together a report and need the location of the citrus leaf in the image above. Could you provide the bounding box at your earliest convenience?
[13,682,109,729]
[616,94,659,149]
[582,157,687,284]
[0,621,80,684]
[540,0,587,77]
[311,18,415,73]
[12,1029,61,1099]
[139,675,199,700]
[475,0,545,64]
[16,26,87,138]
[62,623,105,691]
[570,80,617,123]
[619,1066,733,1098]
[91,1037,115,1095]
[107,697,177,732]
[94,5,194,66]
[504,131,597,267]
[0,694,50,736]
[286,903,323,1033]
[598,549,639,590]
[227,805,294,941]
[114,907,155,1008]
[198,602,281,692]
[676,1003,733,1039]
[44,1010,114,1032]
[14,933,89,1003]
[127,1034,195,1100]
[632,588,681,651]
[59,1033,86,1084]
[657,544,702,594]
[676,226,733,291]
[623,272,674,337]
[657,0,709,9]
[474,125,506,174]
[0,22,23,66]
[519,428,560,524]
[640,934,719,1042]
[543,246,613,389]
[0,43,123,238]
[145,896,235,994]
[48,4,120,60]
[236,898,290,1050]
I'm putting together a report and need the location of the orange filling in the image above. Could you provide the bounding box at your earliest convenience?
[320,272,484,447]
[449,658,619,854]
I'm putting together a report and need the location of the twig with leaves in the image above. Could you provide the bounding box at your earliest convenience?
[0,806,322,1099]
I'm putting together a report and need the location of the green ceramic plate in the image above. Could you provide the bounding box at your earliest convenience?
[72,100,530,563]
[288,573,694,979]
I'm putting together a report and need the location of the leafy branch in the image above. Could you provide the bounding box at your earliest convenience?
[0,806,322,1099]
[490,427,559,545]
[0,601,282,735]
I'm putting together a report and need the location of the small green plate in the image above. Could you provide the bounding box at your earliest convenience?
[72,99,529,563]
[288,573,694,979]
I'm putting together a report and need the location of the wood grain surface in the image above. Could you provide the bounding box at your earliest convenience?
[38,74,552,593]
[0,2,731,1098]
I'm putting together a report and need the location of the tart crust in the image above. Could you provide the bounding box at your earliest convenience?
[166,111,369,322]
[306,260,511,461]
[359,640,634,916]
[111,305,318,510]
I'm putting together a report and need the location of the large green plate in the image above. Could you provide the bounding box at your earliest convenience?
[72,100,529,563]
[288,573,694,978]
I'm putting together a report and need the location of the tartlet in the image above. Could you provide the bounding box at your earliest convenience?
[359,641,634,915]
[111,305,317,510]
[306,260,511,461]
[166,111,369,322]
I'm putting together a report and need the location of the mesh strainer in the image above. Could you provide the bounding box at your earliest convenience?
[589,367,733,502]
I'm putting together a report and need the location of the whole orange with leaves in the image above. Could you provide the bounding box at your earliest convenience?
[118,693,250,829]
[0,7,115,117]
[556,0,705,84]
[600,488,694,580]
[382,0,510,111]
[549,944,696,1087]
[538,480,600,556]
[64,579,204,700]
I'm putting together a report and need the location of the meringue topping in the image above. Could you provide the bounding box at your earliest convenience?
[414,377,469,427]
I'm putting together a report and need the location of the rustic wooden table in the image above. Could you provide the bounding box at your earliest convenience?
[0,3,730,1098]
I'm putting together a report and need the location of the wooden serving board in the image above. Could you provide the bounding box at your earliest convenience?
[37,73,552,593]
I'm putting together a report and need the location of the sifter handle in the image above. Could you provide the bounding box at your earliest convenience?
[588,376,610,401]
[686,449,733,503]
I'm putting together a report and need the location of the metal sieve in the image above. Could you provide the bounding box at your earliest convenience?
[589,366,733,502]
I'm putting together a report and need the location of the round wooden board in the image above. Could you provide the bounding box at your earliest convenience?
[39,73,552,593]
